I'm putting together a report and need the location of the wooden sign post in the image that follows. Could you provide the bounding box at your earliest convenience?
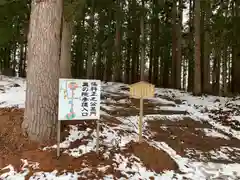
[129,81,155,142]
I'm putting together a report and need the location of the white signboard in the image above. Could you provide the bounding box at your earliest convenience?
[58,78,101,120]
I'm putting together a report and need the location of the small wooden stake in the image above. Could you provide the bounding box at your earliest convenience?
[139,98,143,142]
[96,119,100,154]
[57,120,61,158]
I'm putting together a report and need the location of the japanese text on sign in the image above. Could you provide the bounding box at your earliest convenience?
[58,79,101,120]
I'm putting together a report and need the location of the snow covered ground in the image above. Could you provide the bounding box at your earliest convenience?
[0,76,240,179]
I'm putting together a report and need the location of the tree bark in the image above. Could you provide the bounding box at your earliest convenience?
[113,0,122,82]
[22,0,63,142]
[187,0,194,92]
[176,0,183,89]
[193,0,201,95]
[202,0,211,94]
[222,45,228,96]
[60,18,72,78]
[86,0,94,79]
[140,0,145,81]
[171,1,177,88]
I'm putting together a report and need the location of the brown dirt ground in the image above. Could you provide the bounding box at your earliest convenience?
[147,117,240,163]
[0,107,178,179]
[101,98,187,117]
[123,141,178,173]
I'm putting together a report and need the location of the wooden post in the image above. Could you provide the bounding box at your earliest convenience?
[129,81,155,142]
[96,119,100,154]
[139,97,143,142]
[57,120,61,158]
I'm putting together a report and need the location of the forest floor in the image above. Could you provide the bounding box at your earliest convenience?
[0,76,240,179]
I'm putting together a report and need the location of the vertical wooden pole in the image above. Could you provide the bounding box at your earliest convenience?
[139,97,143,142]
[57,120,61,157]
[96,119,100,154]
[57,0,64,159]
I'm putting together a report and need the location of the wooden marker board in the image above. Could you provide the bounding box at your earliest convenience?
[129,81,155,141]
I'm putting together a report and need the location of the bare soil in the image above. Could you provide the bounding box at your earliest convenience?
[1,94,240,179]
[147,117,240,163]
[0,107,178,179]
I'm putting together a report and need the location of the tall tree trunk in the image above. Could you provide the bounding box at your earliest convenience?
[140,0,145,81]
[222,45,228,96]
[152,0,159,85]
[231,1,240,93]
[182,57,187,90]
[193,0,201,95]
[95,11,105,80]
[75,16,85,78]
[202,0,211,93]
[212,46,220,95]
[187,0,194,92]
[19,42,24,77]
[176,0,183,89]
[125,36,131,84]
[113,0,122,82]
[104,9,113,82]
[148,19,153,83]
[22,0,63,142]
[23,43,27,77]
[130,0,139,83]
[60,18,72,78]
[171,1,177,88]
[86,0,94,79]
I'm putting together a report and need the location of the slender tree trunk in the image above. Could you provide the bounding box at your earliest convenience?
[23,43,27,77]
[188,0,194,92]
[125,36,131,84]
[193,0,201,95]
[182,57,187,90]
[86,0,94,79]
[176,0,183,89]
[171,1,177,88]
[113,0,122,82]
[212,46,220,95]
[19,42,24,77]
[140,0,145,81]
[22,0,63,142]
[148,19,153,83]
[222,46,228,96]
[231,1,240,93]
[152,0,159,85]
[202,0,211,93]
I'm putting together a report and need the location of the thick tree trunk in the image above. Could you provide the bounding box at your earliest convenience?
[22,0,63,142]
[60,18,72,78]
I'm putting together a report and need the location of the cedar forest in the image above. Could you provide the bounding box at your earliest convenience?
[0,0,239,141]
